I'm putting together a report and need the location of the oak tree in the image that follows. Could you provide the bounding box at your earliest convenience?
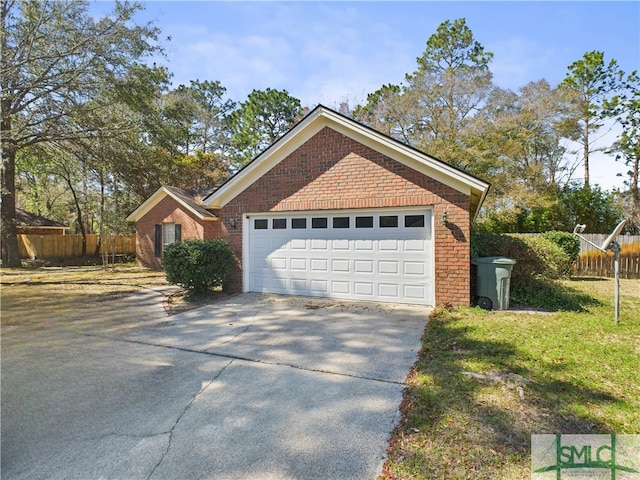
[1,0,162,265]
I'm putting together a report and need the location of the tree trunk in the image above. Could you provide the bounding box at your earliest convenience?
[583,119,590,187]
[0,147,22,267]
[634,156,639,202]
[1,2,21,268]
[632,153,640,233]
[94,169,105,257]
[65,175,87,257]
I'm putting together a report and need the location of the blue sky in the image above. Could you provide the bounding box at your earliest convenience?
[92,1,640,189]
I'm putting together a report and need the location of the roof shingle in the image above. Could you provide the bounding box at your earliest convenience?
[16,208,67,228]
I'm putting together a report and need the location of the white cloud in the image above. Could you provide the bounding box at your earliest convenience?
[164,28,297,96]
[156,2,417,107]
[286,6,415,106]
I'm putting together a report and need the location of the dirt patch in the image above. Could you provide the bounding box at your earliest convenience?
[165,289,236,315]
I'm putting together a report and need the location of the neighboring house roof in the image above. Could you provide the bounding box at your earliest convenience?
[16,208,68,229]
[204,105,490,220]
[126,186,219,222]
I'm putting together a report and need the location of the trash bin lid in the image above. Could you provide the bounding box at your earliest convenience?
[471,256,516,265]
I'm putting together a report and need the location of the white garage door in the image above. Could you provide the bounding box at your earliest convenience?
[245,209,434,305]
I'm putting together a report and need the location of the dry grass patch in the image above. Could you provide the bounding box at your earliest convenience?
[1,265,235,326]
[1,265,168,326]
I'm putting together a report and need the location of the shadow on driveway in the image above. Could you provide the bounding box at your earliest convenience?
[2,292,429,480]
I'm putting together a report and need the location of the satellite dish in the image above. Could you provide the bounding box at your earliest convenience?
[573,219,627,253]
[572,219,627,324]
[600,219,627,251]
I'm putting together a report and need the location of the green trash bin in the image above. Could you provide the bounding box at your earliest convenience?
[471,257,516,310]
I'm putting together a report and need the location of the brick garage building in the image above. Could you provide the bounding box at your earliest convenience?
[127,106,489,307]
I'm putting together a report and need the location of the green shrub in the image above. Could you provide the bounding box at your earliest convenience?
[509,277,602,312]
[541,231,580,265]
[471,233,571,290]
[162,239,235,294]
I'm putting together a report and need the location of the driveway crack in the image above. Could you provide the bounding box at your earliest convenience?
[82,332,406,386]
[145,358,234,480]
[207,308,261,348]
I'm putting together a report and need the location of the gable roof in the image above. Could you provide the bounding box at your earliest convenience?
[204,105,490,220]
[16,208,68,229]
[126,186,219,223]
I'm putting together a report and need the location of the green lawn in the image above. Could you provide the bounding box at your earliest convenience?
[381,278,640,480]
[3,267,638,479]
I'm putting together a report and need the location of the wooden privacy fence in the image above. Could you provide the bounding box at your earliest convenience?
[575,234,640,253]
[18,234,136,259]
[574,251,640,279]
[574,235,640,279]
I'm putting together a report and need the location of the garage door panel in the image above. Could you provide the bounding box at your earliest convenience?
[290,239,307,250]
[253,275,286,293]
[310,280,328,293]
[404,239,426,251]
[271,278,290,293]
[270,257,287,270]
[379,260,399,274]
[310,258,328,271]
[354,239,374,251]
[404,261,425,275]
[331,281,350,294]
[354,282,374,296]
[332,239,350,251]
[269,243,289,254]
[354,260,374,273]
[378,283,399,298]
[290,258,307,270]
[290,278,307,291]
[332,259,350,272]
[311,239,328,250]
[379,239,399,251]
[248,210,434,305]
[404,284,427,300]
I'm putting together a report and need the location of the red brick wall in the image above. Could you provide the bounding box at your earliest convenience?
[217,126,472,307]
[135,195,215,269]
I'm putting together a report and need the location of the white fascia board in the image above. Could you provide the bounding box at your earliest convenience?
[176,200,218,221]
[325,111,488,196]
[126,187,217,222]
[205,109,327,209]
[126,187,167,222]
[471,184,490,222]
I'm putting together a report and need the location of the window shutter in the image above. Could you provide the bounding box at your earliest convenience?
[154,224,162,257]
[175,224,181,242]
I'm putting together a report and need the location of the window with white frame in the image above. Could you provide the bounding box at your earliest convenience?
[162,223,176,252]
[154,223,181,257]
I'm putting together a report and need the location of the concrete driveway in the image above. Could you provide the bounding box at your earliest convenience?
[1,290,428,480]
